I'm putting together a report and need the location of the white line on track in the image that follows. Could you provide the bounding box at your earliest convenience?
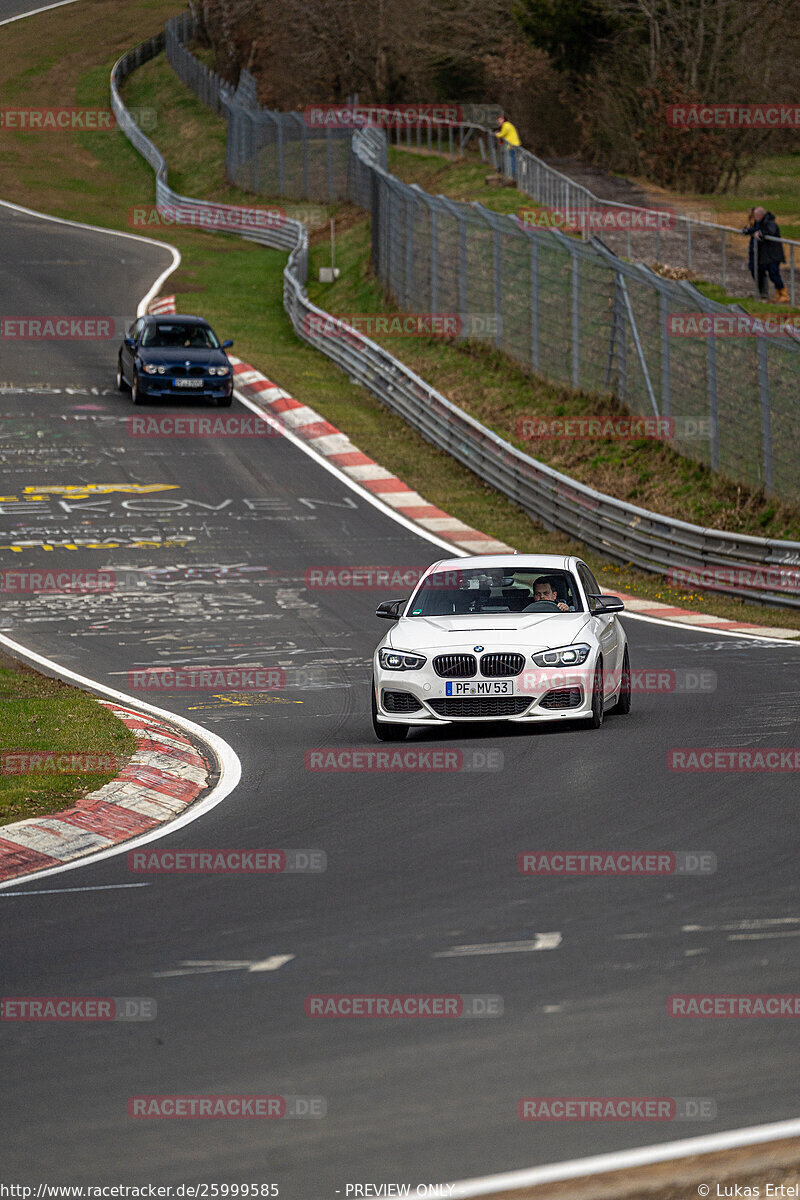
[434,935,562,957]
[446,1117,800,1197]
[233,390,472,556]
[0,630,242,892]
[0,197,180,316]
[0,0,81,26]
[0,882,151,896]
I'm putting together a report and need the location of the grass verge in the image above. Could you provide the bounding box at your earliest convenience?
[0,5,797,629]
[0,653,135,826]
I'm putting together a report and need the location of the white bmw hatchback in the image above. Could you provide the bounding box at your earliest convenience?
[371,555,630,740]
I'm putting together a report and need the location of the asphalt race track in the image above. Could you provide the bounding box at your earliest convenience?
[2,21,800,1198]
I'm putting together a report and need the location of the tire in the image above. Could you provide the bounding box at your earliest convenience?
[611,645,632,715]
[216,395,233,408]
[586,658,604,729]
[116,358,129,392]
[371,680,408,742]
[131,371,145,405]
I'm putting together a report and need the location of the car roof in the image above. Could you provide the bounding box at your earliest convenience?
[145,314,210,325]
[423,554,577,573]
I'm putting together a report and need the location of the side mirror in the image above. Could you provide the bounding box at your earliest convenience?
[124,336,136,349]
[222,339,234,349]
[591,594,624,615]
[375,598,406,620]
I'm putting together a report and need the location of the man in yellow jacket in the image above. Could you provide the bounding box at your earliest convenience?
[495,114,521,178]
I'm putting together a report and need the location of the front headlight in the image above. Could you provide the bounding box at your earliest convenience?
[378,648,426,671]
[209,366,230,376]
[143,363,166,375]
[531,643,591,667]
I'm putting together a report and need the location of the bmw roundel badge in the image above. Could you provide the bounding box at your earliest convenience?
[474,645,484,652]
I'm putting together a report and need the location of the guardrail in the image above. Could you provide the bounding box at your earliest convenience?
[162,15,800,509]
[111,30,800,609]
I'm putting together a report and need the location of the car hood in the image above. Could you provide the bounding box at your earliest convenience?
[386,612,591,652]
[136,347,228,364]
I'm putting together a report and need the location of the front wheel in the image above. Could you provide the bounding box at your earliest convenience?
[371,681,408,742]
[586,659,604,728]
[611,646,632,714]
[131,371,144,405]
[116,358,129,392]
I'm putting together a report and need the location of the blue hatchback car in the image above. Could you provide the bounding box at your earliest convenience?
[117,314,234,406]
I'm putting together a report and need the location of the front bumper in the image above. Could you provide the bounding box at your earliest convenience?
[373,667,595,725]
[137,376,233,399]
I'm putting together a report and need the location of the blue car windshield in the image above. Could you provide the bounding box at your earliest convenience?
[142,323,220,349]
[406,567,583,616]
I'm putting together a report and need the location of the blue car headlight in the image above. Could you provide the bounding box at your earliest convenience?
[208,366,230,377]
[378,648,426,671]
[531,643,591,667]
[142,363,166,375]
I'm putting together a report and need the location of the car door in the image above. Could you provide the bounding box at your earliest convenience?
[122,317,144,380]
[578,563,621,692]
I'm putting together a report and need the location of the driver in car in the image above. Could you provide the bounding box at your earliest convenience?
[532,576,571,612]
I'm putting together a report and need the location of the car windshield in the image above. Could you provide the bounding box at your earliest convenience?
[141,323,220,349]
[406,567,583,616]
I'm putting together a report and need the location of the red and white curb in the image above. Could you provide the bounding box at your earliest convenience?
[227,355,799,641]
[147,293,176,314]
[613,591,799,639]
[0,702,211,882]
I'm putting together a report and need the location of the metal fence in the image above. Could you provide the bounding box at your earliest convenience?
[111,29,800,608]
[164,12,800,508]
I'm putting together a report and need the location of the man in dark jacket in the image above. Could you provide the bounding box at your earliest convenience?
[743,206,789,302]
